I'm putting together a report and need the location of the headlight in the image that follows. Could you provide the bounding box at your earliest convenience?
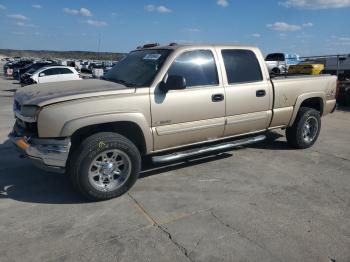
[21,105,41,118]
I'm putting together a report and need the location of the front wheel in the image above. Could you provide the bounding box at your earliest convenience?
[69,132,141,201]
[286,107,321,149]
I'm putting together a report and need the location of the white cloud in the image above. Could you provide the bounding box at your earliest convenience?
[7,14,29,20]
[16,22,36,28]
[145,5,155,11]
[251,33,261,38]
[217,0,229,7]
[279,33,288,39]
[267,22,302,31]
[86,19,107,27]
[63,7,92,17]
[0,4,6,10]
[145,5,172,13]
[302,22,313,27]
[157,5,172,13]
[329,35,350,45]
[80,8,92,17]
[63,8,79,15]
[184,28,201,32]
[280,0,350,9]
[32,4,42,9]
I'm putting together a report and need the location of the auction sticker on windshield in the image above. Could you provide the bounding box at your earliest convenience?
[143,54,161,60]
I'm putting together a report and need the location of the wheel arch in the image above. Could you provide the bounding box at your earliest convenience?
[61,113,152,155]
[289,93,326,126]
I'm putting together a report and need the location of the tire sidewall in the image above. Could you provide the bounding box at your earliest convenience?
[73,134,141,200]
[295,109,321,148]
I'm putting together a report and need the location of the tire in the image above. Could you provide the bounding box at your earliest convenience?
[286,107,321,149]
[272,68,281,75]
[69,132,141,201]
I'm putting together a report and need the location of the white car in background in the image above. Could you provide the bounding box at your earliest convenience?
[29,66,81,84]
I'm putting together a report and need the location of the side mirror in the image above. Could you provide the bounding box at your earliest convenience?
[39,73,45,77]
[160,75,186,92]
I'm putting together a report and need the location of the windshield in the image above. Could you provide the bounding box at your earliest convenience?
[103,49,172,87]
[26,68,37,74]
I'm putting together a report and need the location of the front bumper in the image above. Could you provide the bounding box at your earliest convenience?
[9,132,71,174]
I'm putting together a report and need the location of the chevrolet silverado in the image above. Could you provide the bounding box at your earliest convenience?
[10,44,337,201]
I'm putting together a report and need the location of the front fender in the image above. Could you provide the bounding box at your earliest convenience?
[59,112,153,153]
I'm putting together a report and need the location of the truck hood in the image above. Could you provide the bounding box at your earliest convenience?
[15,79,135,107]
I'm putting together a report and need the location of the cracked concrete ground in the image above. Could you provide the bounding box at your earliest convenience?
[0,63,349,262]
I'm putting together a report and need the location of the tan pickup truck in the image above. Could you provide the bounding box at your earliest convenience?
[10,44,337,200]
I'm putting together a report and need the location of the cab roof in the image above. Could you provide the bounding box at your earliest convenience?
[135,43,258,51]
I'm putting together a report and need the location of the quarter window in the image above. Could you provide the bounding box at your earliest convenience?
[167,50,219,88]
[221,49,263,84]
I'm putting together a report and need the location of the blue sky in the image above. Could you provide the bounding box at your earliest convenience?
[0,0,349,56]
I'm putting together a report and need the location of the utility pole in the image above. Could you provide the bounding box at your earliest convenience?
[97,33,101,60]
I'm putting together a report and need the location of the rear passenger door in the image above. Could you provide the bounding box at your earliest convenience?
[59,68,75,81]
[151,49,226,151]
[218,48,272,137]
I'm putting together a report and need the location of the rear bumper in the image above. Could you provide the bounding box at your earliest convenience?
[9,132,71,174]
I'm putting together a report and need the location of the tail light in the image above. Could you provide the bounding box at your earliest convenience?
[335,80,339,99]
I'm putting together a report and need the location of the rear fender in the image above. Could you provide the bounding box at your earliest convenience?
[289,92,326,126]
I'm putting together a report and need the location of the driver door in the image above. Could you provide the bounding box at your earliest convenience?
[38,68,60,83]
[150,49,226,151]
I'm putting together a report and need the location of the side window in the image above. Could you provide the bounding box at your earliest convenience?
[42,68,60,76]
[40,69,50,76]
[167,50,219,88]
[60,68,73,74]
[222,49,263,84]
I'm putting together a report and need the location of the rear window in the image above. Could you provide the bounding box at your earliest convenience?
[221,49,263,84]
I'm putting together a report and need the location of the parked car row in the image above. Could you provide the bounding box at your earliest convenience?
[2,58,83,86]
[3,59,34,77]
[79,60,118,73]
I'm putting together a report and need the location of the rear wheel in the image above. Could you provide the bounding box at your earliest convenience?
[69,132,141,201]
[286,107,321,149]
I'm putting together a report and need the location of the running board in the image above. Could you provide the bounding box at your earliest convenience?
[152,135,266,164]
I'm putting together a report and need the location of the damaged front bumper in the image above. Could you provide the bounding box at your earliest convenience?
[9,132,71,174]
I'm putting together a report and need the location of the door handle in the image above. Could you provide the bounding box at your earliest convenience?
[256,90,266,97]
[212,93,224,102]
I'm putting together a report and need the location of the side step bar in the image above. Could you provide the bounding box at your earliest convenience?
[152,135,266,164]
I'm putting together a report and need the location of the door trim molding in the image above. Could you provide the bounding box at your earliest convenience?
[156,118,225,136]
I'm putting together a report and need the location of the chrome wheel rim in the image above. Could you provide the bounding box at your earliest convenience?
[302,116,318,143]
[88,149,131,192]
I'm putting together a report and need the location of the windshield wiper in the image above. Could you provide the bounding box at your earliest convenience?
[101,76,139,87]
[113,79,139,87]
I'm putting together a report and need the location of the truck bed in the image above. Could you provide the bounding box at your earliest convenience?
[268,73,337,128]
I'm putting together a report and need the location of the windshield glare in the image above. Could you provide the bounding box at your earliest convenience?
[103,49,172,87]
